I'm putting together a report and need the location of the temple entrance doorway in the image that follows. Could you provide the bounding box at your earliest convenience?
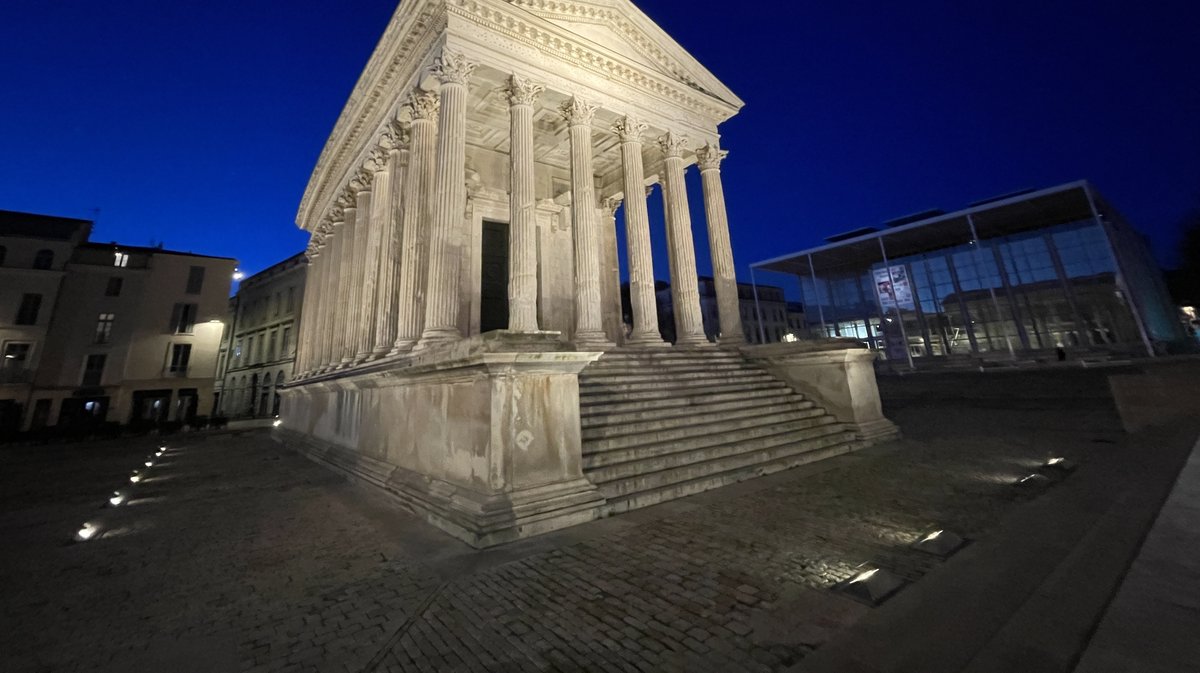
[480,220,510,333]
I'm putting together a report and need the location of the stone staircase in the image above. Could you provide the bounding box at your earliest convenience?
[579,347,858,514]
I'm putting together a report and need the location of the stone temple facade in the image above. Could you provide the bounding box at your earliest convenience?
[280,0,898,547]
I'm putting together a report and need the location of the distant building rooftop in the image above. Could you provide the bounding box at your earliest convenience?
[0,209,92,241]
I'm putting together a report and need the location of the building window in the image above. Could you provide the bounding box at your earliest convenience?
[33,249,54,270]
[234,339,243,362]
[281,326,291,355]
[82,354,106,387]
[286,287,296,313]
[0,245,7,266]
[170,303,197,334]
[94,313,116,344]
[247,336,255,364]
[169,344,192,374]
[186,266,205,294]
[105,276,123,296]
[16,293,42,325]
[268,330,277,361]
[113,251,129,268]
[256,335,264,362]
[2,342,31,382]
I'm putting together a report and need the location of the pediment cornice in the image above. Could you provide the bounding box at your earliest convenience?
[297,0,743,235]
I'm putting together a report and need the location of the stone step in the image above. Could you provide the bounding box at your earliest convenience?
[580,385,803,417]
[582,367,771,386]
[584,406,831,451]
[582,371,779,394]
[601,438,856,515]
[581,394,815,430]
[579,379,791,405]
[584,414,841,471]
[595,354,746,367]
[583,362,752,377]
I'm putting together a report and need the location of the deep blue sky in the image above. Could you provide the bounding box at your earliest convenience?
[2,0,1197,292]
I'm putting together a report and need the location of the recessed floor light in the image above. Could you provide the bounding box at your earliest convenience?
[835,567,906,605]
[75,523,98,541]
[912,529,968,557]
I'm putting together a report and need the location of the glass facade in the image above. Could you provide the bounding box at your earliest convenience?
[758,184,1186,365]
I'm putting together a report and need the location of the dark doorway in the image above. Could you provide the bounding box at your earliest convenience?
[480,220,510,334]
[176,388,199,424]
[60,397,108,429]
[131,389,172,424]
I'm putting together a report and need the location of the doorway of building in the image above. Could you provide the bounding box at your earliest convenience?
[480,220,510,334]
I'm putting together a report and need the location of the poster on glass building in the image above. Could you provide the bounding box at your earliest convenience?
[873,265,915,311]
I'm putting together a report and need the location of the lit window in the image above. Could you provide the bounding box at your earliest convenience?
[94,313,115,344]
[113,252,129,268]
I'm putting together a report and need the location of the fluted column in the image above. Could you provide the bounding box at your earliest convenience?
[418,50,476,349]
[344,174,373,364]
[358,149,391,361]
[297,240,322,376]
[392,90,439,354]
[562,97,612,349]
[371,122,408,359]
[696,143,744,345]
[659,132,707,346]
[507,75,543,333]
[333,198,357,367]
[320,209,344,371]
[614,115,666,346]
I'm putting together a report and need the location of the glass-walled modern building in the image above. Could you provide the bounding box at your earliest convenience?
[752,181,1185,366]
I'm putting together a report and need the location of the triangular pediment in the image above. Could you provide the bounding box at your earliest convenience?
[505,0,744,110]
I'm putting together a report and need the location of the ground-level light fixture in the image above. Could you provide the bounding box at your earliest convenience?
[75,522,99,542]
[272,419,282,428]
[912,529,967,557]
[1014,473,1051,490]
[129,472,143,484]
[835,566,907,606]
[144,460,154,468]
[109,491,127,507]
[1041,457,1077,474]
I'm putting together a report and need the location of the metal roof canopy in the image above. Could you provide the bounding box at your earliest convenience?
[753,181,1096,277]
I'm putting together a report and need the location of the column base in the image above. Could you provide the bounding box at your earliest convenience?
[674,333,712,347]
[415,327,462,351]
[573,331,614,351]
[388,340,418,357]
[625,333,671,348]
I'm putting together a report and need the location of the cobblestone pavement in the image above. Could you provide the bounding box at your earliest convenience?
[0,398,1124,673]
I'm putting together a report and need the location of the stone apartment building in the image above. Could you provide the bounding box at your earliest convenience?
[0,209,235,434]
[216,252,307,418]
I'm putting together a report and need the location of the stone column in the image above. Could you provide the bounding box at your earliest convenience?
[614,115,666,346]
[356,155,389,362]
[418,50,476,350]
[507,75,543,333]
[697,143,744,345]
[562,97,612,349]
[371,122,408,359]
[297,241,323,376]
[392,90,439,354]
[658,132,707,346]
[346,174,373,365]
[320,209,344,371]
[333,198,357,367]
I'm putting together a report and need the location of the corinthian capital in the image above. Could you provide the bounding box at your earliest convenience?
[613,115,648,143]
[366,147,389,173]
[350,168,373,193]
[658,131,689,158]
[560,96,598,126]
[602,196,623,216]
[696,143,729,171]
[386,119,411,149]
[408,89,440,121]
[507,74,544,107]
[430,49,477,86]
[329,205,345,222]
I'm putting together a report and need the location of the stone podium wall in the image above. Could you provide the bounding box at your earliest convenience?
[278,333,606,547]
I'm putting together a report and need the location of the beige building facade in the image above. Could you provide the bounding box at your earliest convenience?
[0,210,235,434]
[280,0,895,547]
[217,252,307,418]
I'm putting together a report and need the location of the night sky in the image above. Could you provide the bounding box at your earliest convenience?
[2,0,1197,294]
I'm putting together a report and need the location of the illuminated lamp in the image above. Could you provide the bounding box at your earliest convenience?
[912,529,967,557]
[75,523,99,542]
[109,491,127,507]
[835,567,906,605]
